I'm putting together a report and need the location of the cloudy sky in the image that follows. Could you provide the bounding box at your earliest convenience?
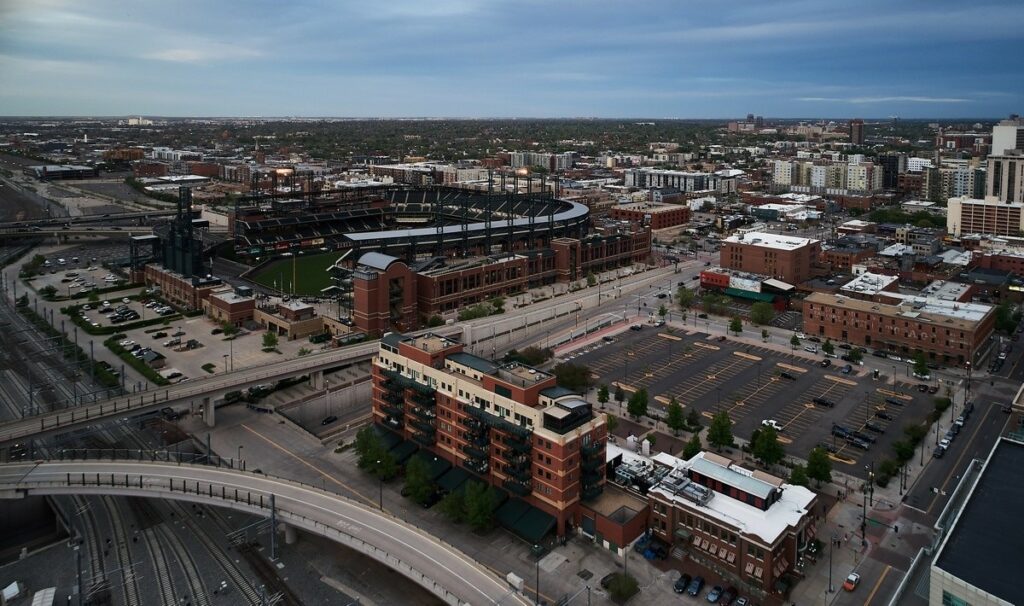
[1,0,1022,118]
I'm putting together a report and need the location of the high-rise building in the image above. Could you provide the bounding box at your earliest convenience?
[991,115,1024,156]
[986,151,1024,203]
[849,119,865,145]
[878,153,907,190]
[370,333,607,536]
[947,195,1024,237]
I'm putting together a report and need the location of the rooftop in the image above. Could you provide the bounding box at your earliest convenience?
[934,437,1024,605]
[806,291,993,326]
[210,290,253,305]
[723,231,818,251]
[647,451,815,545]
[447,351,499,375]
[921,280,971,301]
[408,333,459,354]
[496,362,551,387]
[614,202,688,214]
[840,272,899,296]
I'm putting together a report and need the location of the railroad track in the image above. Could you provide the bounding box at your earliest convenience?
[155,522,210,606]
[171,503,262,606]
[103,496,142,606]
[128,498,176,606]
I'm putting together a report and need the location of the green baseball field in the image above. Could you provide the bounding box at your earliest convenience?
[248,251,342,295]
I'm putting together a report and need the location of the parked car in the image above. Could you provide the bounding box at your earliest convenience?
[803,345,818,353]
[321,415,338,425]
[843,572,861,591]
[852,431,876,444]
[884,397,904,407]
[812,397,835,408]
[761,419,783,431]
[719,586,737,605]
[875,411,895,421]
[954,415,966,428]
[917,384,929,393]
[841,364,853,374]
[831,424,852,438]
[705,585,723,603]
[687,576,705,596]
[820,359,831,368]
[673,573,693,594]
[780,371,796,380]
[864,422,885,434]
[933,446,946,458]
[939,437,951,449]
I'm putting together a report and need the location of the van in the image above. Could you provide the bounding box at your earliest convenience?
[804,345,818,353]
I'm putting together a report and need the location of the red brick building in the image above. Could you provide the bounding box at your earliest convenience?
[371,333,607,537]
[352,253,419,335]
[802,291,995,363]
[203,289,255,326]
[720,232,821,283]
[609,202,691,230]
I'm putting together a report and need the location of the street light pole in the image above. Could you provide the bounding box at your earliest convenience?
[534,544,541,606]
[376,459,383,510]
[828,534,835,592]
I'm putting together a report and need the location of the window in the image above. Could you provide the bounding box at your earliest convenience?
[941,591,971,606]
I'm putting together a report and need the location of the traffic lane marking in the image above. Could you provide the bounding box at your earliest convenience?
[864,564,892,605]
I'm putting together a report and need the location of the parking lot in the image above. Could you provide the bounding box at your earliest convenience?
[28,258,129,297]
[571,325,937,478]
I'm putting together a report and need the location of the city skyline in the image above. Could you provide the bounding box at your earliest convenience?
[2,0,1023,118]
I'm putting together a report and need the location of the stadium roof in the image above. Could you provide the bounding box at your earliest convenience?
[357,252,402,271]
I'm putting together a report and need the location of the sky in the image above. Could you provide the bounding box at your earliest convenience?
[1,0,1022,119]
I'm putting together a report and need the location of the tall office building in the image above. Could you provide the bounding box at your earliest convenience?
[991,115,1024,156]
[878,153,907,190]
[849,119,865,145]
[986,151,1024,203]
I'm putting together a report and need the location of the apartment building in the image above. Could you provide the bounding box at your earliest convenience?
[721,232,822,284]
[947,195,1024,237]
[371,333,607,536]
[802,291,995,364]
[647,450,818,600]
[609,202,691,229]
[986,151,1024,203]
[624,168,738,194]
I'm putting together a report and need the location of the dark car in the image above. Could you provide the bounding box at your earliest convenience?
[211,327,223,335]
[831,424,852,438]
[846,437,870,450]
[687,576,705,596]
[657,293,667,299]
[321,415,338,426]
[629,325,642,331]
[813,397,835,408]
[780,371,796,380]
[872,350,888,358]
[864,422,885,434]
[852,432,877,444]
[917,384,929,393]
[809,336,822,343]
[698,313,708,319]
[818,441,838,454]
[841,364,853,374]
[674,573,693,594]
[875,411,895,421]
[884,397,904,407]
[719,586,737,605]
[820,359,832,368]
[933,446,946,458]
[838,343,852,350]
[928,385,939,394]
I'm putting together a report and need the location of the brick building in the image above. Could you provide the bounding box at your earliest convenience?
[647,450,818,600]
[254,300,324,340]
[143,264,221,310]
[203,289,256,326]
[609,202,691,230]
[721,232,821,283]
[352,253,420,335]
[371,333,607,537]
[802,291,995,363]
[133,161,169,177]
[947,196,1024,237]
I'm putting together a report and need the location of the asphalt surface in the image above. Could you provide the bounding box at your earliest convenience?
[0,459,530,606]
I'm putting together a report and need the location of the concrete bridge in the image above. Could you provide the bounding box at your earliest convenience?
[0,458,528,606]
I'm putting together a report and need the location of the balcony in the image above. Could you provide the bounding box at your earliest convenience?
[582,468,602,484]
[458,416,482,430]
[581,455,603,472]
[409,406,436,421]
[504,434,532,455]
[581,441,603,458]
[505,463,532,482]
[503,479,532,497]
[413,389,437,406]
[383,391,405,405]
[380,402,405,417]
[409,418,435,435]
[412,431,435,447]
[464,458,489,476]
[582,484,603,502]
[465,405,532,438]
[463,444,489,460]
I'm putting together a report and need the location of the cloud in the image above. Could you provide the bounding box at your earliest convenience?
[143,44,262,64]
[797,96,970,104]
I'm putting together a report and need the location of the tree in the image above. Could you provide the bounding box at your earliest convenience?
[88,291,99,303]
[427,314,445,327]
[806,447,833,486]
[614,384,626,406]
[605,413,618,434]
[913,351,929,376]
[666,397,685,435]
[848,348,863,364]
[658,303,667,319]
[683,434,703,459]
[552,362,592,392]
[488,296,506,314]
[404,456,436,505]
[439,491,466,524]
[506,346,552,366]
[822,339,835,356]
[789,464,809,487]
[38,285,57,299]
[221,321,239,337]
[626,387,649,419]
[707,411,734,450]
[354,425,383,469]
[372,452,398,481]
[597,384,609,407]
[686,408,701,430]
[752,427,785,466]
[262,331,279,350]
[676,285,695,311]
[750,302,774,326]
[994,302,1017,333]
[606,573,639,602]
[790,333,801,349]
[702,293,726,315]
[729,316,743,335]
[587,271,597,287]
[464,481,498,533]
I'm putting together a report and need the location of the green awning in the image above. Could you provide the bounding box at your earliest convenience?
[437,467,471,494]
[724,287,775,302]
[374,425,403,450]
[389,440,418,464]
[515,507,557,544]
[496,498,531,529]
[410,451,451,481]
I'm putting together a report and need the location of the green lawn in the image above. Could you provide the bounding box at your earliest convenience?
[249,252,342,295]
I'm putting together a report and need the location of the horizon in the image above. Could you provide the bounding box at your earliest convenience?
[1,0,1022,118]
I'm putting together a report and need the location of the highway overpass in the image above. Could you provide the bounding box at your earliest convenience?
[0,458,528,606]
[0,327,461,447]
[0,227,154,239]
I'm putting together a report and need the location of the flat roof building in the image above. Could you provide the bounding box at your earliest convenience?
[947,195,1024,237]
[930,437,1024,606]
[609,202,691,230]
[721,232,822,284]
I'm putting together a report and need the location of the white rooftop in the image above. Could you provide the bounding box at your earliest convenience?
[921,280,972,302]
[723,231,818,251]
[649,451,815,545]
[879,243,914,257]
[840,272,898,296]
